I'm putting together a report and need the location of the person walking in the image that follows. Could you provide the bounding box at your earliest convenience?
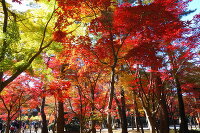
[0,122,3,133]
[34,122,38,133]
[10,125,15,133]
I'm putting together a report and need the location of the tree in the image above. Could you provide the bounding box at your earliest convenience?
[47,56,71,133]
[52,1,196,133]
[0,0,55,92]
[0,74,42,133]
[0,1,198,133]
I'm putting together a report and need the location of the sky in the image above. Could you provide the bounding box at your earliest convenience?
[181,0,200,20]
[6,0,37,12]
[7,0,200,19]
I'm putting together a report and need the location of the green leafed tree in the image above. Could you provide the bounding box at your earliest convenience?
[0,0,56,92]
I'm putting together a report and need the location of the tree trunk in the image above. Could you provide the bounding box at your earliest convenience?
[5,117,11,133]
[174,76,189,133]
[156,75,169,133]
[77,86,85,133]
[115,96,122,127]
[107,108,113,133]
[80,119,84,133]
[52,98,57,133]
[57,101,65,133]
[107,66,116,133]
[91,84,96,133]
[120,88,128,133]
[0,0,9,93]
[0,0,8,63]
[41,97,48,133]
[144,109,156,133]
[159,98,170,133]
[91,120,96,133]
[133,91,144,133]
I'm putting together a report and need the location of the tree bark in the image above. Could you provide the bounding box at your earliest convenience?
[144,109,156,133]
[5,116,11,133]
[133,91,144,133]
[0,0,8,63]
[107,66,116,133]
[77,85,84,133]
[159,98,170,133]
[41,97,48,133]
[120,88,128,133]
[91,87,96,133]
[174,76,189,133]
[91,120,96,133]
[0,0,8,93]
[57,101,65,133]
[107,112,113,133]
[155,75,169,133]
[136,68,157,133]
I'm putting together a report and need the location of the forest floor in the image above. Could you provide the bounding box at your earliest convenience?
[109,130,149,133]
[97,129,149,133]
[23,127,200,133]
[96,128,200,133]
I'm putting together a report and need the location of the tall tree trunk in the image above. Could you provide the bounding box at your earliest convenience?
[120,88,128,133]
[107,66,116,133]
[80,119,84,133]
[133,91,144,133]
[174,76,189,133]
[144,109,156,133]
[0,0,8,63]
[41,97,48,133]
[57,101,65,133]
[5,116,11,133]
[115,95,123,130]
[57,65,66,133]
[91,87,96,133]
[91,119,96,133]
[77,86,84,133]
[107,113,113,133]
[156,75,169,133]
[52,97,57,133]
[0,0,8,93]
[168,50,189,133]
[159,98,170,133]
[136,67,157,133]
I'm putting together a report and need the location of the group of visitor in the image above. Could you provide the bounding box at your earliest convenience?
[0,122,5,133]
[0,120,40,133]
[10,120,20,133]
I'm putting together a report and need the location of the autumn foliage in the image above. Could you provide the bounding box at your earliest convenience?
[0,0,199,133]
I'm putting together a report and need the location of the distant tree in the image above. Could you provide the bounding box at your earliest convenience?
[0,74,42,133]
